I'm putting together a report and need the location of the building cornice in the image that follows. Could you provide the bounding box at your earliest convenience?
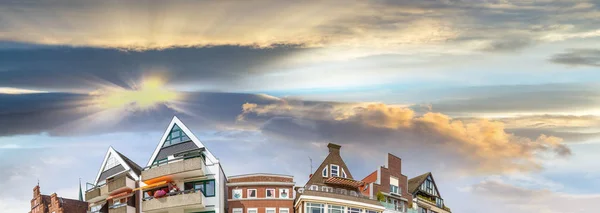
[227,182,296,187]
[228,173,294,179]
[295,195,385,210]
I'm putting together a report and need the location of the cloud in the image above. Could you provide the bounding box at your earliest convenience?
[0,45,307,91]
[0,0,597,51]
[238,101,571,174]
[549,48,600,67]
[480,38,533,52]
[468,179,600,213]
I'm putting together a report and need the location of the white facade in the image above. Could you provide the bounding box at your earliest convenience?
[141,116,227,213]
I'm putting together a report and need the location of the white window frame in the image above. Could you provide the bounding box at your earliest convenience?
[310,185,318,190]
[342,168,347,178]
[233,208,243,213]
[247,208,258,213]
[266,208,277,213]
[279,188,290,198]
[331,164,339,177]
[322,165,328,177]
[248,189,257,198]
[279,208,290,213]
[232,189,243,199]
[266,188,276,198]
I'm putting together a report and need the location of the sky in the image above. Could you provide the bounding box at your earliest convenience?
[1,0,600,212]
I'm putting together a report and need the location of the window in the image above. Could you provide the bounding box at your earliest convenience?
[162,124,192,147]
[367,211,379,213]
[390,185,399,194]
[363,184,369,192]
[266,189,275,198]
[322,165,328,177]
[279,188,290,198]
[153,158,168,166]
[341,168,347,178]
[266,208,276,213]
[232,189,243,199]
[184,179,216,197]
[279,208,290,213]
[233,208,243,213]
[247,208,258,213]
[306,203,324,213]
[248,189,257,198]
[349,208,361,213]
[328,205,343,213]
[320,186,332,192]
[436,197,444,208]
[419,207,427,213]
[330,165,339,177]
[310,185,318,190]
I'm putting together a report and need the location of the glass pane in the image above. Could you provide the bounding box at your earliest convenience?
[206,180,215,196]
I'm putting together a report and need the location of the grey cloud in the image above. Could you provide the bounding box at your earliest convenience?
[480,39,533,52]
[0,92,279,137]
[0,45,308,91]
[550,48,600,67]
[425,84,600,115]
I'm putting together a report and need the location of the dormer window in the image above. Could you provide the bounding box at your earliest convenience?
[330,164,339,177]
[322,165,328,177]
[341,168,347,178]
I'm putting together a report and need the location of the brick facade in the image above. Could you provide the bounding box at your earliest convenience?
[227,174,294,213]
[361,154,413,208]
[29,185,88,213]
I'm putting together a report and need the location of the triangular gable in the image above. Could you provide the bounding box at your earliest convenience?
[409,173,442,198]
[305,143,355,187]
[94,146,140,185]
[146,116,218,167]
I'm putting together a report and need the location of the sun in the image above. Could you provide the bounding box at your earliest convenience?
[90,77,182,111]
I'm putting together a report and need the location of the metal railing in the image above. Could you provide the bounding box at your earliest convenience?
[142,189,201,201]
[303,186,376,200]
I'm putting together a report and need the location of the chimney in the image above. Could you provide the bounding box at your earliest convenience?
[327,143,341,154]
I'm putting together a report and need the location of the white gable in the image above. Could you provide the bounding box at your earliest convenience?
[146,116,218,167]
[94,146,140,184]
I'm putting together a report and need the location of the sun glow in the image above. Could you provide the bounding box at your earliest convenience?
[90,77,181,110]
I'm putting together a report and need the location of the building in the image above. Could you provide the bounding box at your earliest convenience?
[85,147,142,213]
[407,173,450,213]
[360,154,413,213]
[30,184,88,213]
[227,174,295,213]
[138,116,227,213]
[294,143,385,213]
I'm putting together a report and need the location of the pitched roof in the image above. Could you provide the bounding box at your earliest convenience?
[305,143,358,187]
[115,150,143,176]
[146,116,218,167]
[56,197,88,213]
[324,177,364,188]
[93,147,141,184]
[408,172,431,194]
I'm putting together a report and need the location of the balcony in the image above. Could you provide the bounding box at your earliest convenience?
[108,205,135,213]
[108,175,136,193]
[142,190,204,213]
[142,156,204,182]
[86,184,108,203]
[300,187,382,206]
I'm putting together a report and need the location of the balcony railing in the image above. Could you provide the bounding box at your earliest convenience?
[108,204,135,213]
[108,175,135,193]
[142,155,204,182]
[142,189,203,212]
[85,184,108,202]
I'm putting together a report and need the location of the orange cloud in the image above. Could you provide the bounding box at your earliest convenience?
[238,101,571,174]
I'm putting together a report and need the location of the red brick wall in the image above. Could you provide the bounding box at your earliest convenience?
[227,175,294,213]
[229,176,293,183]
[228,200,294,213]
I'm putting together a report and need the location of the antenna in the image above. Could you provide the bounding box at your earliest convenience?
[308,156,313,174]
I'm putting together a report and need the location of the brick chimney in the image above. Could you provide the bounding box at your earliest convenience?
[327,143,341,154]
[387,153,402,174]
